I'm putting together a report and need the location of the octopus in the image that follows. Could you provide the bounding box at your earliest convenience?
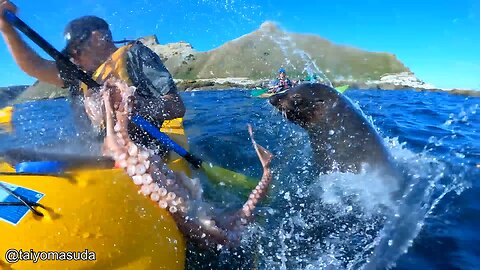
[94,78,273,248]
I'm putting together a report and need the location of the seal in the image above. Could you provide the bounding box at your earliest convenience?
[269,83,403,190]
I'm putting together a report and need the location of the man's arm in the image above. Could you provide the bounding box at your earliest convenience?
[0,2,64,87]
[267,79,279,93]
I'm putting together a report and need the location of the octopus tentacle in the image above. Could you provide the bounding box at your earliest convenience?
[238,124,273,221]
[100,78,274,249]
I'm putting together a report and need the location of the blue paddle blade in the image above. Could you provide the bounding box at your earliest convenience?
[15,161,66,174]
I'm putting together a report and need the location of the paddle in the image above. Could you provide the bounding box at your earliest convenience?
[251,84,350,97]
[2,10,258,193]
[251,88,268,97]
[1,148,115,173]
[130,115,258,192]
[335,85,349,93]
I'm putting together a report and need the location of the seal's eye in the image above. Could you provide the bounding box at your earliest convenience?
[291,93,303,105]
[291,93,302,100]
[311,98,325,109]
[291,94,304,107]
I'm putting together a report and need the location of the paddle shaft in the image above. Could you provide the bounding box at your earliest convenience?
[3,10,99,89]
[130,115,203,168]
[2,10,203,169]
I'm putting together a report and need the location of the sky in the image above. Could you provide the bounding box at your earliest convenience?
[0,0,479,90]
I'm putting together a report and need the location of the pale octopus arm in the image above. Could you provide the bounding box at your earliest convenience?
[101,78,273,249]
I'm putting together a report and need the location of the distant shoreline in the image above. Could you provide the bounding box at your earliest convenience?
[175,78,480,97]
[1,76,479,107]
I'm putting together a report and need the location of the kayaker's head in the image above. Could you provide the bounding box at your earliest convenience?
[278,67,286,79]
[63,16,117,72]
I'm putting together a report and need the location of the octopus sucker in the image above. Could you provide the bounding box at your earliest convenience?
[143,160,150,170]
[128,144,138,156]
[158,200,168,209]
[166,192,177,201]
[127,157,137,166]
[140,185,151,196]
[132,175,143,186]
[175,197,184,206]
[139,150,150,161]
[135,163,147,175]
[170,199,179,206]
[158,187,168,197]
[257,183,265,190]
[100,78,274,249]
[142,174,154,185]
[127,165,136,176]
[150,192,160,202]
[148,183,158,193]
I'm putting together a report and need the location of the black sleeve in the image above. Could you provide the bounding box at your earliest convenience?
[55,58,78,89]
[55,58,85,99]
[125,41,177,99]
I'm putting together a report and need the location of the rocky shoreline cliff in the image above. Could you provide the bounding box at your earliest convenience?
[173,72,438,92]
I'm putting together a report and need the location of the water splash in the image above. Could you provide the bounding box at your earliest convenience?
[233,98,471,270]
[179,90,476,269]
[259,24,333,87]
[358,143,468,270]
[424,102,479,167]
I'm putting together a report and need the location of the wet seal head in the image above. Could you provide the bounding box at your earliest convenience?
[269,83,405,196]
[269,83,343,129]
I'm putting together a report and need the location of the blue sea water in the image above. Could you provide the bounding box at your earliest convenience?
[0,88,479,269]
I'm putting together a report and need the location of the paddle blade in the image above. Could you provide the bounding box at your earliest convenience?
[335,85,349,93]
[251,88,268,97]
[200,162,258,194]
[258,93,276,98]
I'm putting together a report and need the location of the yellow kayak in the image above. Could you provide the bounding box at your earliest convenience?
[0,118,192,269]
[0,106,13,124]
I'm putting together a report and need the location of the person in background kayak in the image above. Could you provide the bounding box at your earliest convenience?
[0,0,185,156]
[267,67,296,94]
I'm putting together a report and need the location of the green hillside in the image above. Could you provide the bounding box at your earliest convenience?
[168,21,410,81]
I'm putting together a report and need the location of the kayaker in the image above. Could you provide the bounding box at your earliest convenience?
[0,0,185,156]
[267,67,295,93]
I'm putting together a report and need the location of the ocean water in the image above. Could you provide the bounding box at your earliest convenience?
[0,88,479,270]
